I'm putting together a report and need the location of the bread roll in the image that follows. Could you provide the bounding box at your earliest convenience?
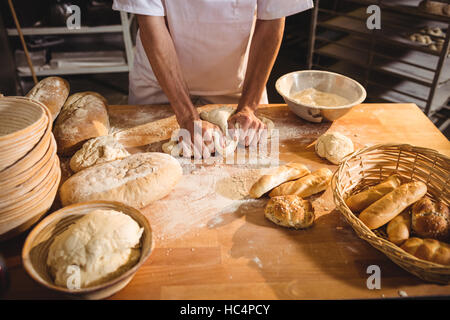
[269,168,332,198]
[265,195,315,229]
[412,197,449,241]
[359,181,427,230]
[401,237,450,266]
[59,152,182,208]
[346,175,402,212]
[26,76,70,120]
[53,92,110,156]
[249,163,310,198]
[387,210,411,245]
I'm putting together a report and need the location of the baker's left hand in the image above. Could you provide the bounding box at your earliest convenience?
[228,106,267,147]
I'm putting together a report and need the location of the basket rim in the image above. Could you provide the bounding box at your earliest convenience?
[332,143,450,271]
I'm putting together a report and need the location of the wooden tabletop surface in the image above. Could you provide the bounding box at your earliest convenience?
[1,103,450,300]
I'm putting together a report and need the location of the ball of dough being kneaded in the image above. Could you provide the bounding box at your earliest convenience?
[47,209,143,288]
[315,132,354,165]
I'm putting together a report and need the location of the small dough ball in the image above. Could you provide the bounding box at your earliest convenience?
[315,132,354,165]
[70,135,130,172]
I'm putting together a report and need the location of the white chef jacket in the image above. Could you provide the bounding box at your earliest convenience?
[113,0,314,105]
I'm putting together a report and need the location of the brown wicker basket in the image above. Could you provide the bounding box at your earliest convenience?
[332,143,450,284]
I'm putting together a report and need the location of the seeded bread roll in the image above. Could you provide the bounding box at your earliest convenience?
[265,195,315,229]
[53,92,110,156]
[26,76,70,120]
[59,152,182,208]
[346,175,402,212]
[412,197,449,241]
[359,181,427,230]
[269,168,332,198]
[401,237,450,266]
[387,210,411,245]
[249,163,310,198]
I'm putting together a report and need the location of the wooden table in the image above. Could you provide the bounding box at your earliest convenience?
[2,103,450,299]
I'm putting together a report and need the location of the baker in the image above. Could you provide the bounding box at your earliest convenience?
[113,0,313,158]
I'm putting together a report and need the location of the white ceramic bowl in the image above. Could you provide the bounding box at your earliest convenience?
[276,70,366,123]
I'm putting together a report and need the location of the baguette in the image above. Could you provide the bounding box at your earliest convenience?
[359,181,427,230]
[265,195,315,229]
[269,168,332,198]
[412,197,449,241]
[249,163,310,198]
[401,237,450,266]
[26,76,70,120]
[345,175,402,212]
[59,152,182,208]
[387,210,411,245]
[53,92,110,156]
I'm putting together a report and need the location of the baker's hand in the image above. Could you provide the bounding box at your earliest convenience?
[179,119,223,159]
[228,107,266,147]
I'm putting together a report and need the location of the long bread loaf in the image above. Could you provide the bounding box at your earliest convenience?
[359,181,427,230]
[269,168,332,198]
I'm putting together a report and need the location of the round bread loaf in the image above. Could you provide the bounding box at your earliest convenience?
[411,197,449,241]
[265,195,315,229]
[59,152,183,208]
[70,135,130,173]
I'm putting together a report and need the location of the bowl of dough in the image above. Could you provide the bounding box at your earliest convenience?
[276,70,366,123]
[22,201,153,299]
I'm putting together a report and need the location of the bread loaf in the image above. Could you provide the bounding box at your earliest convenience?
[249,163,310,198]
[53,92,109,156]
[265,195,315,229]
[359,181,427,230]
[346,175,402,212]
[401,237,450,266]
[387,210,411,245]
[59,152,182,208]
[26,77,70,120]
[69,135,130,173]
[412,197,449,241]
[269,168,332,198]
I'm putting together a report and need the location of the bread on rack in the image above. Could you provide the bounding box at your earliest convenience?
[412,197,449,241]
[401,237,450,266]
[249,163,310,198]
[345,174,402,212]
[358,181,427,230]
[269,168,332,198]
[53,92,110,156]
[26,77,70,120]
[387,210,411,245]
[264,195,315,229]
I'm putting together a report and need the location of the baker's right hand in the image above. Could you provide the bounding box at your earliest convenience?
[179,119,223,159]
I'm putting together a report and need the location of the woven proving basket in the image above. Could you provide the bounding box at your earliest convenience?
[22,201,154,300]
[332,143,450,284]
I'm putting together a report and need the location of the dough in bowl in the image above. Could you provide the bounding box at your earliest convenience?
[315,132,354,165]
[70,135,130,173]
[47,209,143,288]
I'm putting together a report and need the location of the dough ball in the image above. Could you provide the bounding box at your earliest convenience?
[315,132,354,165]
[47,209,143,288]
[69,135,130,173]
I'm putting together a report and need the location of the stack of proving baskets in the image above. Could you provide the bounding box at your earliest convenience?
[332,143,450,284]
[0,97,61,241]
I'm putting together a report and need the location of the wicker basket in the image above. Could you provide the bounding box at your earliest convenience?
[332,143,450,284]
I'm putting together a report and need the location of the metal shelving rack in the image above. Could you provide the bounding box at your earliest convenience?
[6,11,134,78]
[307,0,450,116]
